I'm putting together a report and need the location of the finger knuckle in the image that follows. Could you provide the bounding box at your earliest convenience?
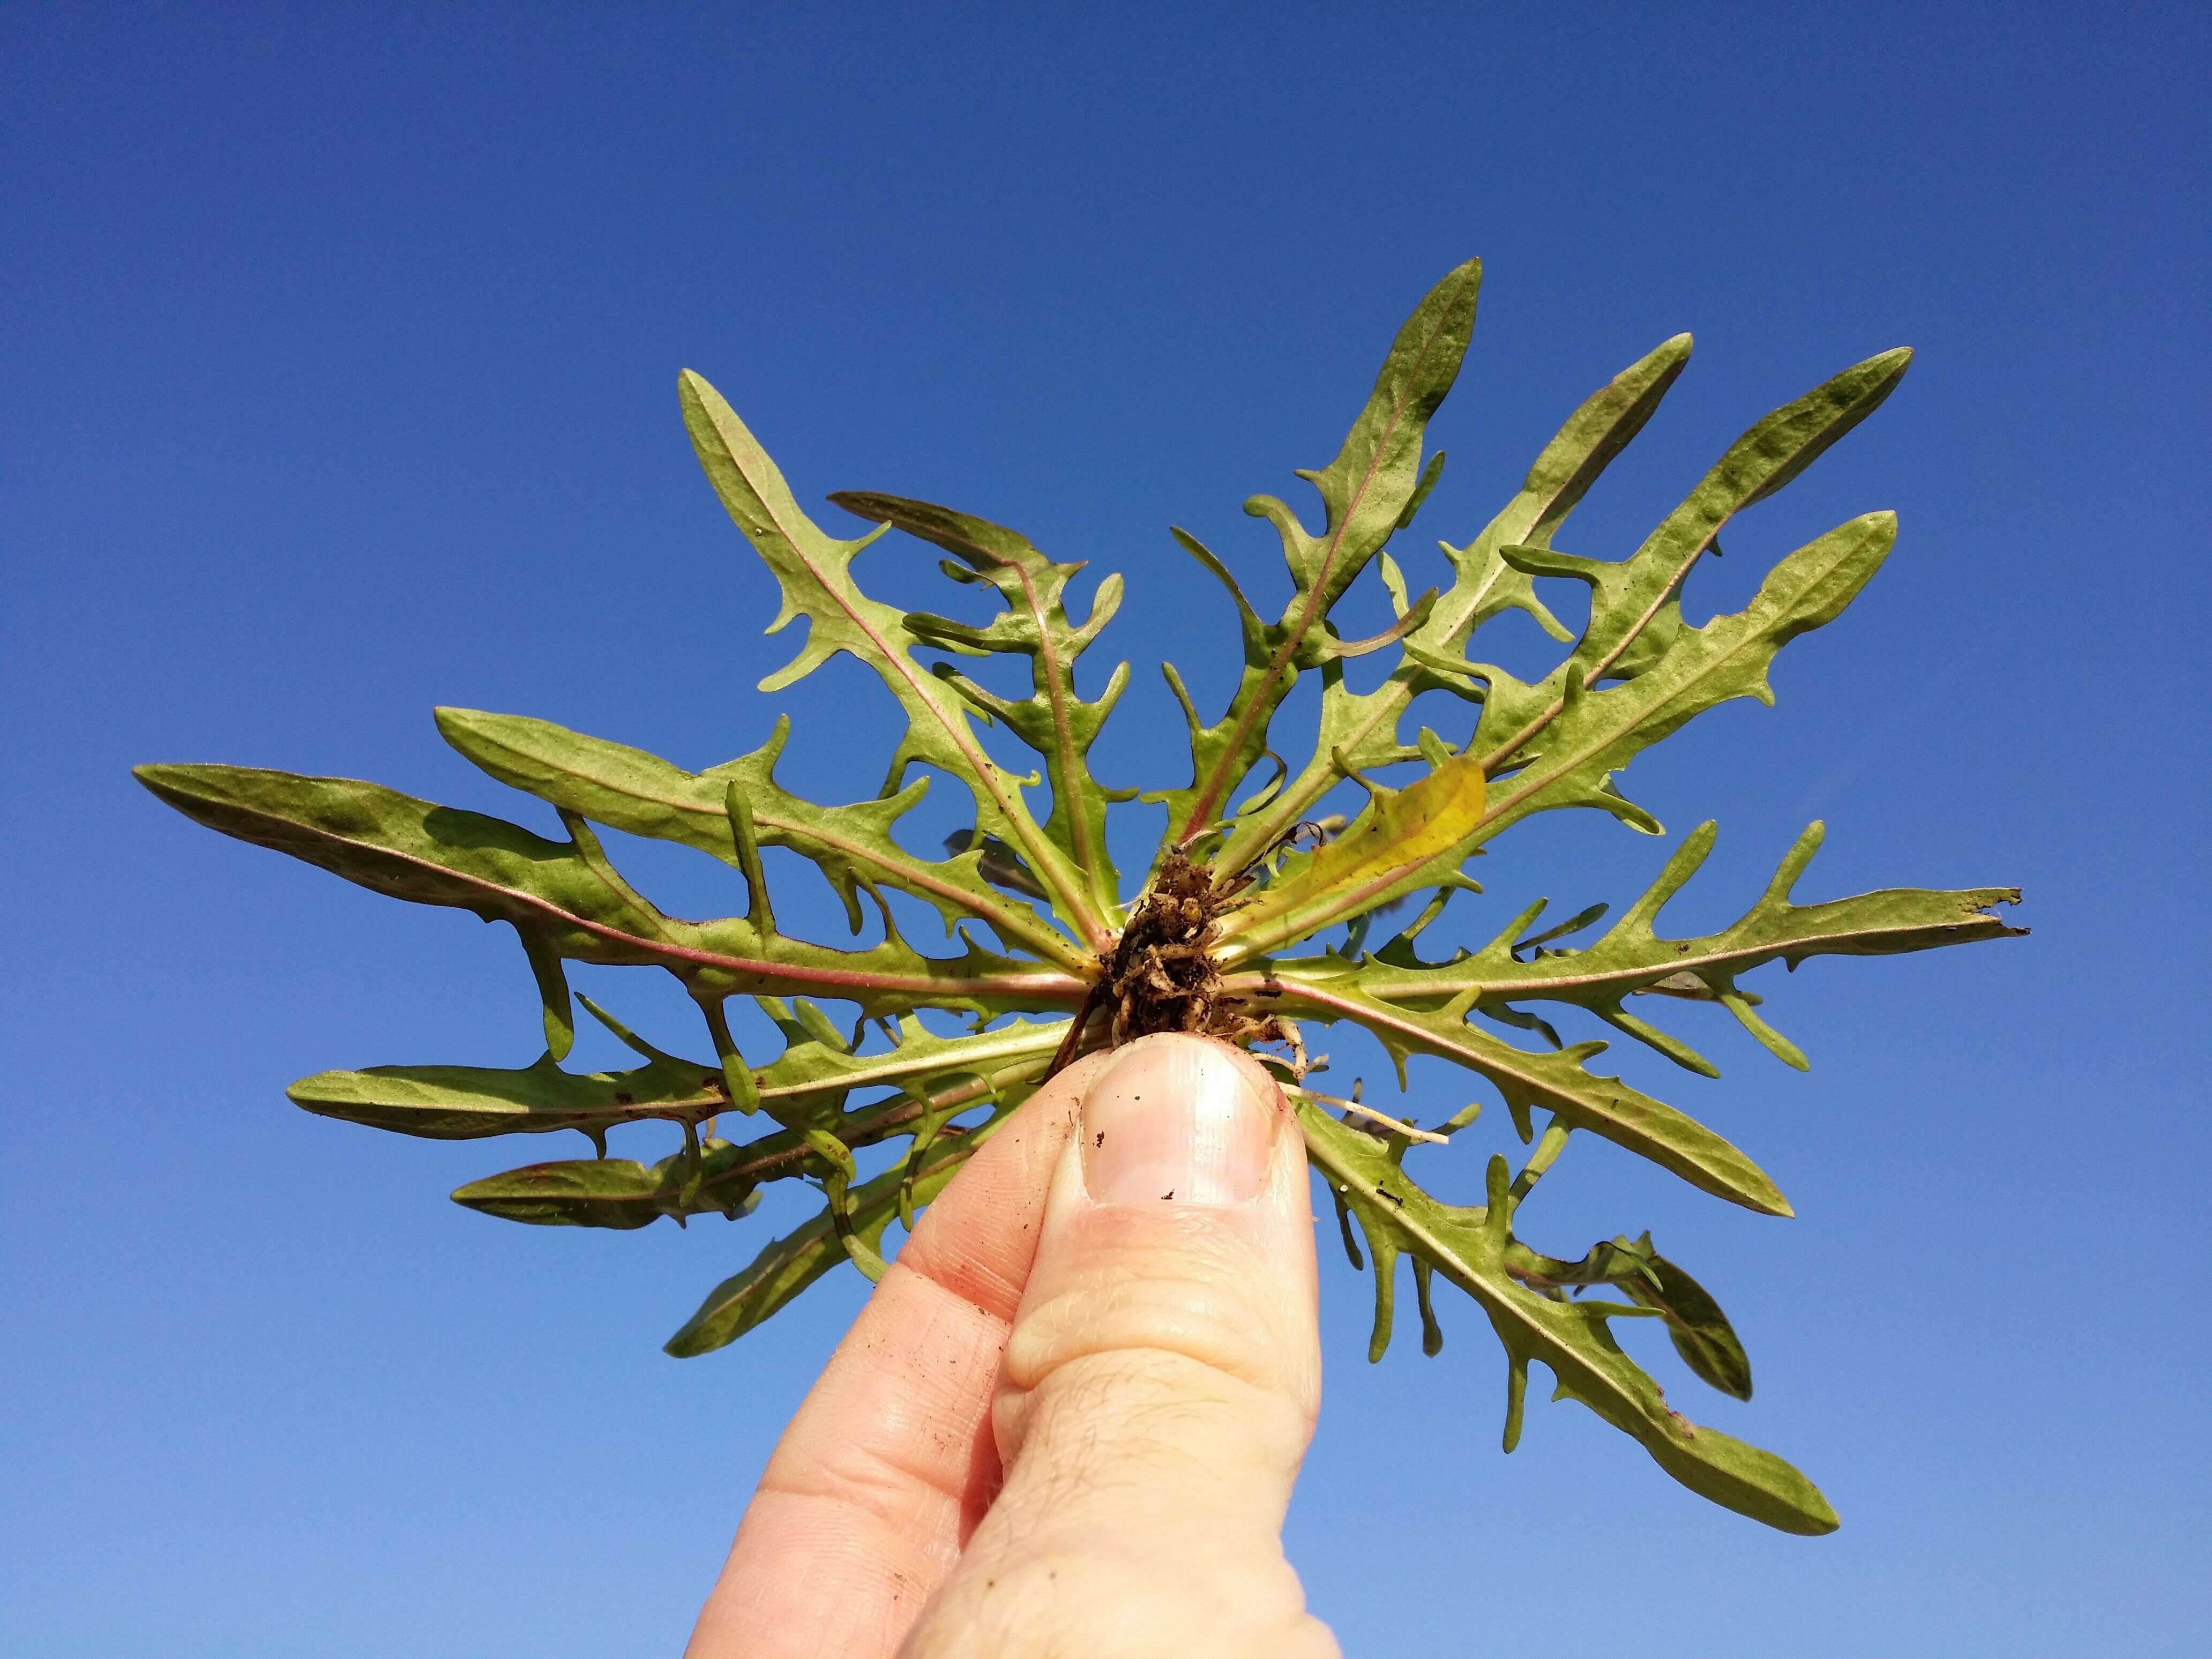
[1005,1224,1313,1405]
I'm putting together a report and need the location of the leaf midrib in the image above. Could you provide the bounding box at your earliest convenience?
[209,793,1088,1005]
[1338,908,2012,1003]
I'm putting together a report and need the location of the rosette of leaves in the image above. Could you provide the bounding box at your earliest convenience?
[139,259,2022,1535]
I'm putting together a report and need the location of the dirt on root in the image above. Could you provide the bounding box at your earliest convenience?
[1047,850,1300,1078]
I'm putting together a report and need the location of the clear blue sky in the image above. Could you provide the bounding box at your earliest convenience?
[4,5,2206,1654]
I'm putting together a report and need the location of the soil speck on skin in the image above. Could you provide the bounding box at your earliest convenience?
[1162,1190,1174,1200]
[1095,1132,1105,1147]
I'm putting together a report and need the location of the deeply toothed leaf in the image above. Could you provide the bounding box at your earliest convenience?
[132,764,1081,1019]
[1322,820,2022,1072]
[433,706,1087,968]
[1469,511,1902,840]
[454,1142,757,1229]
[1504,1232,1755,1402]
[827,493,1129,922]
[664,1098,1022,1354]
[1278,973,1791,1215]
[679,371,1108,947]
[1161,260,1482,850]
[293,1015,1065,1146]
[1303,1109,1835,1533]
[290,1054,723,1141]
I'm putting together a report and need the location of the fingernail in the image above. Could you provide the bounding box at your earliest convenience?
[1080,1037,1275,1206]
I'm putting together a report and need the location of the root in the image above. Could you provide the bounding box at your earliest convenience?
[1045,849,1307,1081]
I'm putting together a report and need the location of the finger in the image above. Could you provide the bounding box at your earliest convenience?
[900,1034,1338,1659]
[685,1051,1106,1659]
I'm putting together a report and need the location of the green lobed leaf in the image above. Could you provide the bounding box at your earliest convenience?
[433,706,1088,969]
[1300,1107,1835,1533]
[1274,973,1792,1215]
[827,492,1130,923]
[448,1013,1059,1235]
[1505,1232,1754,1401]
[133,764,1082,1020]
[1633,1252,1755,1402]
[664,1095,1022,1355]
[679,371,1108,948]
[1458,348,1913,794]
[291,1053,721,1142]
[292,1013,1066,1147]
[1160,259,1483,850]
[454,1140,758,1229]
[1327,820,2023,1073]
[1468,511,1903,841]
[1551,347,1912,685]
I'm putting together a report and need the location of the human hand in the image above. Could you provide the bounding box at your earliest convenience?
[685,1032,1338,1658]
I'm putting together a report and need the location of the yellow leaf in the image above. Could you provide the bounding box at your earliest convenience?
[1222,754,1486,950]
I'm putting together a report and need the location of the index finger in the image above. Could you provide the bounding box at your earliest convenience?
[684,1050,1108,1659]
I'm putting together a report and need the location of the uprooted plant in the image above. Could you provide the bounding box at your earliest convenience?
[139,258,2022,1534]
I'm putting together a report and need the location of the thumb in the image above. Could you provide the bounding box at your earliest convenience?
[900,1033,1336,1659]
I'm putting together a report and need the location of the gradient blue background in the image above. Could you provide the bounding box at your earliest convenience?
[5,5,2206,1654]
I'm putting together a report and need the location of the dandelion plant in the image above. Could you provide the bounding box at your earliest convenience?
[139,259,2022,1534]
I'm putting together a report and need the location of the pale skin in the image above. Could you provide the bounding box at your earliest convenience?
[686,1032,1340,1659]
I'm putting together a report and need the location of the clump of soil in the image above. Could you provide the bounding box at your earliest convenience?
[1047,851,1303,1078]
[1100,850,1233,1038]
